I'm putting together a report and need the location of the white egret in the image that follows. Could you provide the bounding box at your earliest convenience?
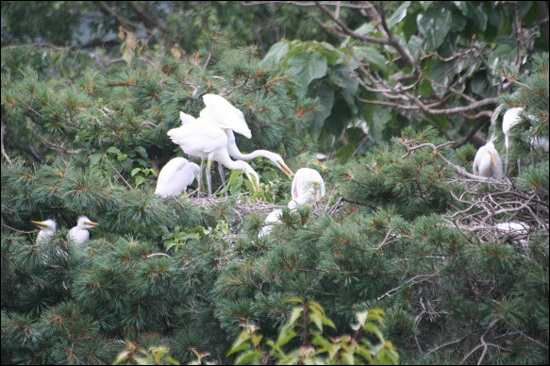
[180,94,294,179]
[258,208,284,238]
[30,219,57,244]
[502,107,523,173]
[68,216,99,245]
[287,168,326,209]
[200,94,251,138]
[167,122,260,195]
[155,157,200,197]
[473,139,503,180]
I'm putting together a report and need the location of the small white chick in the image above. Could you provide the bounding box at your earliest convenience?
[68,216,99,245]
[31,219,57,244]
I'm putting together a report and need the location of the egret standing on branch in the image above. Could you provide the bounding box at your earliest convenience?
[473,138,503,180]
[167,122,260,195]
[68,216,99,245]
[31,219,57,244]
[155,157,200,197]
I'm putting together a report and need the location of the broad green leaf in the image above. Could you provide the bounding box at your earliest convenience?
[288,306,303,325]
[467,3,488,32]
[417,9,453,51]
[387,1,411,30]
[261,42,290,66]
[287,51,328,97]
[131,168,142,177]
[419,1,433,11]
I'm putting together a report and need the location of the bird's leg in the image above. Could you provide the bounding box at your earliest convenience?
[505,147,509,176]
[206,159,213,196]
[197,158,205,195]
[218,163,229,197]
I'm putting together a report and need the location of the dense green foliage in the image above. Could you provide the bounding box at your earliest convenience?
[2,2,549,365]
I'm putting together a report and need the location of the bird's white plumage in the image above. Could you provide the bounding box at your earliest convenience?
[200,94,251,138]
[180,95,293,180]
[288,168,326,209]
[502,107,523,172]
[68,216,99,245]
[258,209,283,238]
[473,140,503,180]
[155,157,200,197]
[31,219,57,244]
[167,123,260,194]
[225,129,294,179]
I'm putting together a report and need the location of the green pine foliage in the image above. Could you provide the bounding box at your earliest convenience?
[2,19,549,366]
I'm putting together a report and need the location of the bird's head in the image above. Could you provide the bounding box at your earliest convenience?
[77,216,99,229]
[31,219,57,231]
[261,151,294,179]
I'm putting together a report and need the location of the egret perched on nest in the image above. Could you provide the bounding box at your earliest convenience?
[31,219,57,244]
[68,216,99,245]
[287,168,326,209]
[473,139,503,180]
[167,122,260,195]
[155,157,200,197]
[179,94,294,179]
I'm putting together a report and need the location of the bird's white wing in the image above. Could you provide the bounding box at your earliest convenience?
[201,94,251,138]
[180,111,198,125]
[168,124,228,156]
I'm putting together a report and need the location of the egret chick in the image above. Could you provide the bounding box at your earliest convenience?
[31,219,57,244]
[68,216,99,245]
[473,139,503,180]
[288,168,326,209]
[258,209,284,238]
[155,157,200,197]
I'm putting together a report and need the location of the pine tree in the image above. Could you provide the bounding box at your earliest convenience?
[2,18,548,366]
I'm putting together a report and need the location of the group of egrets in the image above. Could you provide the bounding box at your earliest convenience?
[31,216,99,245]
[156,94,293,197]
[473,107,549,180]
[154,94,327,237]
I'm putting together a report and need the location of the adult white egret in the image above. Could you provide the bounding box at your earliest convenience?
[258,208,284,238]
[473,139,503,180]
[180,95,294,179]
[167,122,260,195]
[155,157,200,197]
[502,107,523,173]
[30,219,57,244]
[287,168,326,209]
[68,216,99,245]
[200,94,251,138]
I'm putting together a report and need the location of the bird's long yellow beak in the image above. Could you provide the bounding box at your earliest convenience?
[279,161,294,179]
[31,220,47,227]
[490,152,497,167]
[85,221,100,227]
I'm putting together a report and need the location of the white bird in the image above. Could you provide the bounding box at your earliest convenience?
[68,216,99,245]
[31,219,57,244]
[180,95,294,179]
[155,157,200,197]
[258,208,284,238]
[287,168,326,210]
[502,107,523,173]
[200,94,252,138]
[473,139,503,180]
[167,122,260,195]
